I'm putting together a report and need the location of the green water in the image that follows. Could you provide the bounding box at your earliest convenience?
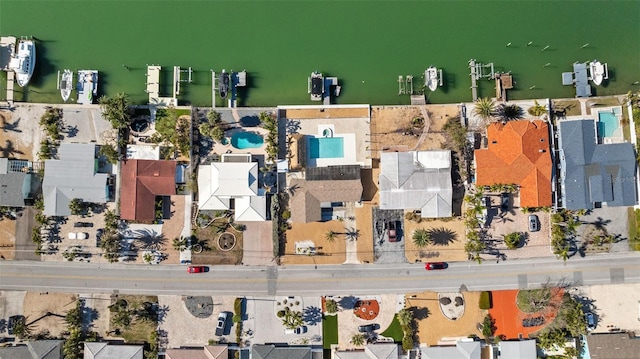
[1,0,638,106]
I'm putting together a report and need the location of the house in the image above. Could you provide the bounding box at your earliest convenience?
[558,118,637,210]
[497,340,536,358]
[333,343,399,359]
[84,342,143,359]
[474,120,552,208]
[120,159,176,222]
[42,144,108,216]
[0,158,35,207]
[379,150,452,218]
[419,341,481,359]
[164,345,228,359]
[288,165,362,223]
[197,154,267,221]
[585,332,640,358]
[0,340,63,359]
[251,344,314,359]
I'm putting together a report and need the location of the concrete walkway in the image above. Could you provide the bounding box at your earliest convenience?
[343,202,359,264]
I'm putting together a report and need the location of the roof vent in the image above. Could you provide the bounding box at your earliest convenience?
[491,140,497,144]
[539,149,546,153]
[540,138,545,142]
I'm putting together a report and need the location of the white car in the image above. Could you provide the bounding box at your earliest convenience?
[285,326,307,335]
[68,232,88,240]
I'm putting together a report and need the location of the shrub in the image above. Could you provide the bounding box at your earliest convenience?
[503,232,522,249]
[277,310,285,318]
[234,297,243,315]
[282,210,291,220]
[402,334,414,351]
[479,291,492,309]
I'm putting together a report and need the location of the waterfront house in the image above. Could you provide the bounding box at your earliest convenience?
[120,159,176,222]
[378,150,452,218]
[474,120,552,208]
[42,144,108,216]
[288,165,363,223]
[558,118,637,210]
[197,154,267,221]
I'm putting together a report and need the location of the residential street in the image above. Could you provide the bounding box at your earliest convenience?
[1,253,639,296]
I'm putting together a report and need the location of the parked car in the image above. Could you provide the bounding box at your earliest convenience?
[96,229,104,246]
[528,215,540,232]
[358,323,380,333]
[285,326,308,335]
[68,232,88,240]
[73,222,93,228]
[585,312,596,331]
[500,193,510,212]
[425,262,447,270]
[187,265,208,273]
[388,221,398,242]
[215,312,228,336]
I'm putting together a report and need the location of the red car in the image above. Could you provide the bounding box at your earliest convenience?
[425,262,447,270]
[187,265,208,273]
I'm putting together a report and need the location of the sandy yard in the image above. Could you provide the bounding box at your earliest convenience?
[404,217,468,263]
[581,283,640,335]
[22,292,77,338]
[407,291,485,345]
[369,105,460,156]
[282,220,347,265]
[0,219,16,260]
[0,106,45,161]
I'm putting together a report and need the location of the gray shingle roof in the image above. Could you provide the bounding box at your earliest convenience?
[0,340,63,359]
[586,333,640,358]
[84,342,143,359]
[251,345,312,359]
[42,144,108,216]
[558,119,637,210]
[379,151,452,218]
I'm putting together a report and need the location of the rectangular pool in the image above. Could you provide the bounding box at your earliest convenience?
[597,111,619,138]
[309,137,344,159]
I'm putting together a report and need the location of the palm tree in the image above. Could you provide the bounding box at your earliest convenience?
[281,310,303,329]
[412,229,432,247]
[325,230,338,242]
[473,98,495,121]
[495,104,524,123]
[527,100,547,117]
[325,299,339,314]
[396,308,413,327]
[98,93,131,130]
[172,236,189,251]
[344,227,360,241]
[350,333,366,346]
[11,316,31,339]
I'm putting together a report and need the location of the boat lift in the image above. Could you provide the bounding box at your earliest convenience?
[398,75,405,95]
[468,59,495,101]
[406,75,413,95]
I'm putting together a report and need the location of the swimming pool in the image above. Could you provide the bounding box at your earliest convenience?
[231,132,264,149]
[597,111,619,138]
[309,137,344,159]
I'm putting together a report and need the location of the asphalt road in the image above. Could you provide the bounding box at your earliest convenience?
[1,253,639,296]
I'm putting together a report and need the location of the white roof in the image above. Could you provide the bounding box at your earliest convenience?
[420,341,481,359]
[379,150,452,218]
[235,195,268,221]
[499,340,537,359]
[126,144,160,160]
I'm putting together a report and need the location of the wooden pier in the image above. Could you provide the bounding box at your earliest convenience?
[469,59,496,101]
[494,72,513,102]
[5,71,14,106]
[146,65,177,106]
[469,59,479,101]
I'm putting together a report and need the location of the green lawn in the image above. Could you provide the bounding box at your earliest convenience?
[322,314,338,349]
[380,314,403,342]
[629,208,640,251]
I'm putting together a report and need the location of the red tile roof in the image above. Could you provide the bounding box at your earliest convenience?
[474,120,552,207]
[120,159,176,221]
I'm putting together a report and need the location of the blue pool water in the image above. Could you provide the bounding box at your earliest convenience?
[309,137,344,159]
[597,111,619,138]
[231,132,264,149]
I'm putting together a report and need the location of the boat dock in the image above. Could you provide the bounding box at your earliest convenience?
[76,70,98,105]
[468,59,495,101]
[494,72,513,101]
[0,36,16,107]
[146,65,178,106]
[323,77,339,105]
[562,62,591,98]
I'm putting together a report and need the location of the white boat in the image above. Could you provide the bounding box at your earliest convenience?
[589,60,607,86]
[8,38,36,87]
[425,66,438,92]
[77,70,98,105]
[309,71,324,101]
[59,69,73,102]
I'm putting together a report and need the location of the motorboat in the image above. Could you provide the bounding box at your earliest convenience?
[219,69,230,99]
[309,71,324,101]
[59,69,73,102]
[425,66,439,92]
[8,38,36,87]
[77,70,98,105]
[589,60,608,86]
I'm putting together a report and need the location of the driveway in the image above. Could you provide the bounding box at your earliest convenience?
[246,296,322,346]
[0,290,26,339]
[372,208,406,263]
[242,221,274,266]
[576,206,630,253]
[59,105,114,145]
[14,207,38,261]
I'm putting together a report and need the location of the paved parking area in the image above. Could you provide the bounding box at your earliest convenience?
[247,296,322,346]
[577,207,630,253]
[0,291,26,339]
[242,221,274,266]
[372,208,407,263]
[59,105,114,145]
